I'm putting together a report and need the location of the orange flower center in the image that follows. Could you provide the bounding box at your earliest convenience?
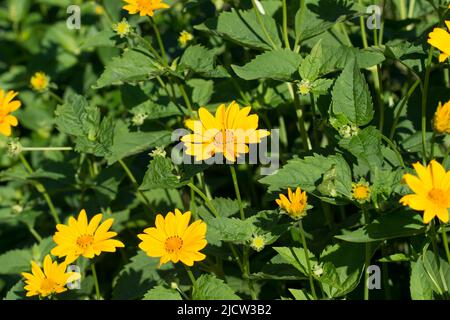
[427,188,447,207]
[41,278,57,293]
[353,185,370,200]
[76,234,94,248]
[214,130,234,146]
[165,236,183,253]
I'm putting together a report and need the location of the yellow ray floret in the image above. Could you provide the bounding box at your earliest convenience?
[428,21,450,62]
[433,100,450,134]
[276,187,308,220]
[138,209,207,266]
[0,89,21,137]
[122,0,170,17]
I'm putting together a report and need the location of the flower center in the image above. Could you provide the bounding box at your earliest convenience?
[427,188,447,207]
[41,278,57,293]
[76,234,94,248]
[353,186,370,200]
[136,0,152,10]
[164,236,183,253]
[213,130,234,146]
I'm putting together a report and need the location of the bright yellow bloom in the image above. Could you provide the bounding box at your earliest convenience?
[113,18,131,38]
[250,235,266,252]
[276,187,308,220]
[400,160,450,223]
[95,5,105,15]
[51,209,125,264]
[0,89,21,137]
[428,21,450,62]
[178,30,193,48]
[138,209,207,266]
[21,255,80,298]
[352,181,371,204]
[298,80,312,95]
[30,72,50,92]
[122,0,170,17]
[433,100,450,134]
[181,102,270,162]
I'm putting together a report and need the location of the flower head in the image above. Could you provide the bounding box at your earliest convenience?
[122,0,170,17]
[30,72,50,92]
[95,5,105,15]
[138,209,207,266]
[298,80,312,96]
[250,235,266,252]
[400,160,450,223]
[0,89,21,137]
[428,21,450,62]
[178,30,193,48]
[51,209,125,264]
[113,18,132,38]
[21,255,80,298]
[352,180,371,204]
[433,100,450,134]
[181,102,270,162]
[276,187,308,220]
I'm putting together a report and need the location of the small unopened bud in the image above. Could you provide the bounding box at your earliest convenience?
[132,112,148,126]
[313,264,323,277]
[149,146,167,158]
[338,123,359,138]
[11,204,23,214]
[7,139,23,157]
[171,282,179,290]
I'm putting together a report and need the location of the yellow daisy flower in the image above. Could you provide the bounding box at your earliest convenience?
[181,102,270,162]
[21,255,80,298]
[433,100,450,134]
[400,160,450,223]
[250,235,266,252]
[51,209,125,264]
[178,30,193,48]
[0,89,21,137]
[352,181,371,204]
[122,0,170,17]
[428,21,450,62]
[138,209,207,266]
[30,72,50,92]
[113,18,132,38]
[276,187,308,220]
[95,5,105,15]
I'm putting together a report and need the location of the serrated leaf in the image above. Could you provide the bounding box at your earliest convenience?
[207,217,254,244]
[139,156,184,190]
[179,45,228,78]
[273,247,318,276]
[192,274,240,300]
[143,286,182,300]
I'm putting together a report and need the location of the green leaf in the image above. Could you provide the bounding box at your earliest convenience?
[335,211,426,243]
[195,9,281,51]
[81,29,116,50]
[179,45,228,78]
[207,217,254,244]
[299,41,323,81]
[107,121,171,165]
[192,274,240,300]
[130,99,187,120]
[143,286,182,300]
[139,156,184,190]
[95,49,165,89]
[379,253,410,263]
[232,49,302,81]
[187,79,214,106]
[289,288,313,300]
[0,249,32,275]
[273,247,318,276]
[331,59,374,126]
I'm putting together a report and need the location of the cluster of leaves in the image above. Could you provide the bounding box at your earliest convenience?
[0,0,450,300]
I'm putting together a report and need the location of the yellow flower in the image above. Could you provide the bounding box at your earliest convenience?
[138,209,207,266]
[113,18,131,38]
[0,89,21,137]
[400,160,450,223]
[178,30,193,48]
[298,80,312,95]
[30,72,50,92]
[433,100,450,134]
[181,102,270,162]
[95,5,105,15]
[51,209,125,264]
[276,187,308,220]
[352,181,371,204]
[122,0,170,17]
[428,21,450,62]
[250,235,266,252]
[21,255,80,298]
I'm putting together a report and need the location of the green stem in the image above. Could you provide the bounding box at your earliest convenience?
[408,0,416,18]
[184,265,196,286]
[48,91,64,104]
[380,134,405,167]
[149,17,168,64]
[421,47,434,164]
[309,93,319,147]
[131,32,164,62]
[178,83,194,115]
[187,183,219,217]
[281,0,291,49]
[118,160,152,210]
[441,223,450,265]
[358,0,368,48]
[298,220,318,300]
[374,65,385,133]
[250,0,278,49]
[229,166,244,220]
[28,225,43,242]
[290,83,310,151]
[19,154,61,224]
[91,263,101,300]
[362,207,371,300]
[22,147,73,152]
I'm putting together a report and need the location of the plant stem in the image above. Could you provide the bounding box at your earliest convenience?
[358,0,368,48]
[28,225,43,242]
[290,83,310,151]
[187,183,219,217]
[298,220,317,300]
[22,147,73,152]
[118,159,152,210]
[309,93,319,147]
[421,47,434,164]
[250,0,278,49]
[441,223,450,265]
[362,207,371,300]
[19,154,61,224]
[149,17,168,64]
[380,134,405,167]
[178,82,194,115]
[229,165,245,220]
[184,265,196,286]
[91,263,101,300]
[131,32,164,62]
[281,0,291,49]
[48,90,64,104]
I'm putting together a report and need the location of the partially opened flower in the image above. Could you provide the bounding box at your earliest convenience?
[138,209,207,266]
[276,187,308,220]
[428,21,450,62]
[352,180,371,204]
[21,255,80,298]
[51,209,125,264]
[30,72,50,92]
[433,100,450,134]
[400,160,450,223]
[113,18,132,38]
[0,89,21,137]
[122,0,170,17]
[181,102,270,162]
[178,30,193,48]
